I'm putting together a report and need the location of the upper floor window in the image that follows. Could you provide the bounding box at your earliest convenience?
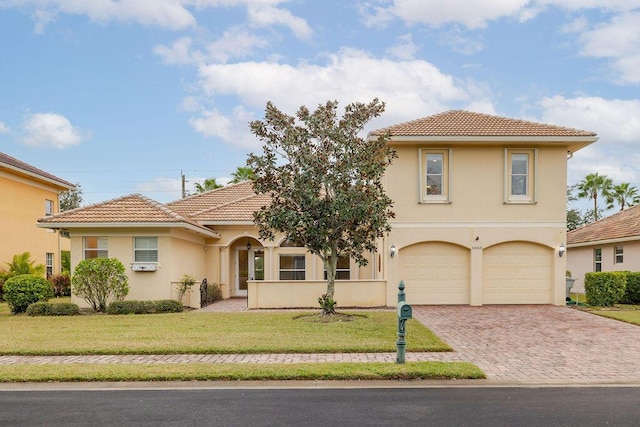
[279,255,305,280]
[134,237,158,262]
[84,237,108,259]
[594,248,602,272]
[419,148,450,203]
[505,149,537,203]
[614,246,624,264]
[45,199,54,216]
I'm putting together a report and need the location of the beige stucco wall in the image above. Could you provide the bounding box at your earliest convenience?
[567,241,640,293]
[69,228,207,308]
[382,143,568,306]
[247,280,386,308]
[1,171,69,275]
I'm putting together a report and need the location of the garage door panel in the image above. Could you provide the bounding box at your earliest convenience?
[483,242,552,304]
[400,242,470,305]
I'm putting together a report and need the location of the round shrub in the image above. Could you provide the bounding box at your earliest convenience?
[26,301,51,316]
[3,274,54,314]
[72,258,128,312]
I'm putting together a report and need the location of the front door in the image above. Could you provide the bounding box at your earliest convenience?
[236,248,264,296]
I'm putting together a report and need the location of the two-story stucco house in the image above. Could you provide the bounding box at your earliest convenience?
[37,110,597,308]
[1,152,74,276]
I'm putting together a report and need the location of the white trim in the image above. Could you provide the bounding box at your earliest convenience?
[568,236,640,248]
[0,165,74,190]
[375,135,598,144]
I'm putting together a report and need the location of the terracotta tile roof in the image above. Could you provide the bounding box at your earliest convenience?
[37,194,215,234]
[191,193,272,222]
[369,110,597,138]
[167,181,256,217]
[567,205,640,245]
[1,151,74,189]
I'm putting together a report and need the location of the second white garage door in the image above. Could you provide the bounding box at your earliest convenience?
[483,242,553,304]
[399,242,470,304]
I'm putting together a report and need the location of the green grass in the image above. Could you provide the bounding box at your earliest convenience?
[0,362,485,383]
[586,305,640,326]
[0,309,450,355]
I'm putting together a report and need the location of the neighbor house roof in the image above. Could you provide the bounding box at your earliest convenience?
[37,194,220,238]
[0,152,74,190]
[167,181,256,217]
[567,205,640,246]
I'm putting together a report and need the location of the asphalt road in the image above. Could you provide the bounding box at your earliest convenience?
[1,386,639,426]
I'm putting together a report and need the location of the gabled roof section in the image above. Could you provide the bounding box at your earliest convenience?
[37,194,219,238]
[0,152,74,190]
[369,110,598,138]
[568,205,640,246]
[191,193,272,222]
[167,181,256,217]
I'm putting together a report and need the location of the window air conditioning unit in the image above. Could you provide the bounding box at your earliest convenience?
[131,263,157,272]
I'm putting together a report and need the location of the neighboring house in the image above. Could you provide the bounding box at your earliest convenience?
[38,110,598,308]
[1,152,74,277]
[567,205,640,292]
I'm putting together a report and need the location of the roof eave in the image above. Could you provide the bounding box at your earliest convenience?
[37,221,221,239]
[568,235,640,248]
[1,163,75,190]
[372,135,598,145]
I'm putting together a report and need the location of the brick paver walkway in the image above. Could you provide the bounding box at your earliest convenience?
[3,299,640,384]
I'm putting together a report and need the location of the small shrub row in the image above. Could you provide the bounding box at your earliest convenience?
[26,301,79,316]
[107,299,183,315]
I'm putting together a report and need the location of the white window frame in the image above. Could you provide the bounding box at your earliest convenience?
[614,246,623,264]
[134,237,158,263]
[83,237,108,259]
[279,255,306,280]
[46,252,54,277]
[45,199,54,216]
[594,248,602,272]
[418,148,451,203]
[504,148,537,204]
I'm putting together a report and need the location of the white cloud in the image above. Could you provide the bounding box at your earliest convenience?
[438,26,484,55]
[575,11,640,84]
[205,27,270,63]
[538,95,640,186]
[247,3,312,39]
[154,37,201,65]
[134,177,182,202]
[22,112,89,149]
[0,122,9,134]
[386,33,419,60]
[189,105,257,148]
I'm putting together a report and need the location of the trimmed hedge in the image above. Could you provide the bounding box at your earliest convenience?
[26,302,79,316]
[107,299,184,315]
[584,272,627,307]
[3,274,54,314]
[622,272,640,304]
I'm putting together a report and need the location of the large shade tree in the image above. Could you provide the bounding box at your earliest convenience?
[576,172,613,221]
[247,98,396,314]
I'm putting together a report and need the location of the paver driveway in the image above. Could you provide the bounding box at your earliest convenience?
[412,305,640,384]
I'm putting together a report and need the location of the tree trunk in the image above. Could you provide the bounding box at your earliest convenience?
[322,251,338,315]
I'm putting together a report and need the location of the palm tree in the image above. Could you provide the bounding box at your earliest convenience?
[607,182,640,211]
[4,252,45,277]
[230,166,254,184]
[576,172,613,221]
[194,178,223,194]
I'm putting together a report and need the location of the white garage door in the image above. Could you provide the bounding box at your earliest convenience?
[399,242,470,304]
[483,242,552,304]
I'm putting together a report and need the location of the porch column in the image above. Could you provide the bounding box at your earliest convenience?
[220,246,230,299]
[265,246,275,280]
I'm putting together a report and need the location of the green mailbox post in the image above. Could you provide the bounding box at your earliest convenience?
[396,281,412,364]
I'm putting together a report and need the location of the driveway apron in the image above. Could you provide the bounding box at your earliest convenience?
[412,305,640,383]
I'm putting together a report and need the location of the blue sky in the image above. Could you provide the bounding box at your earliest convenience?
[1,1,640,210]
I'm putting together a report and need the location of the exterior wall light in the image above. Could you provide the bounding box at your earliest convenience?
[559,243,566,258]
[390,244,397,258]
[246,239,252,251]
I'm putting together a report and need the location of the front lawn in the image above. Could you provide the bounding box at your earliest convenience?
[0,308,451,355]
[583,304,640,326]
